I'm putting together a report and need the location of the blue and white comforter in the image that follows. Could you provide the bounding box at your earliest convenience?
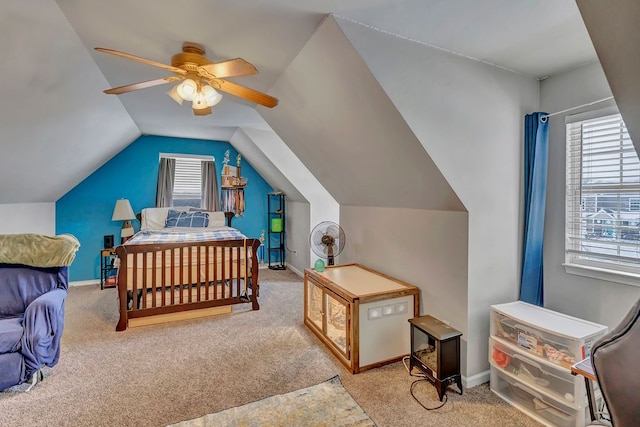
[125,226,247,245]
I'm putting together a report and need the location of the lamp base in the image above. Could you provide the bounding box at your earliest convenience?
[121,220,134,244]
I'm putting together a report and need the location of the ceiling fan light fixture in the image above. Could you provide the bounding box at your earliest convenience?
[202,85,223,107]
[95,44,279,116]
[193,106,212,116]
[191,92,209,109]
[177,78,197,101]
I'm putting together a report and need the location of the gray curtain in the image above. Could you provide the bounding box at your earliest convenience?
[201,160,220,211]
[156,157,175,207]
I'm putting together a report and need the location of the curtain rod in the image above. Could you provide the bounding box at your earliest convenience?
[540,96,614,122]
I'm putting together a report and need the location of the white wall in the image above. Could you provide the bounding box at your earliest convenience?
[233,128,339,271]
[341,206,468,371]
[260,17,463,213]
[285,201,310,275]
[0,202,55,234]
[338,18,540,381]
[541,61,640,327]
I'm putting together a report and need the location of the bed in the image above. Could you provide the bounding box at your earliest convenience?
[114,208,260,331]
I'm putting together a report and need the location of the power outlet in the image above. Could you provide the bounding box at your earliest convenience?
[382,305,394,316]
[395,302,408,314]
[368,307,382,320]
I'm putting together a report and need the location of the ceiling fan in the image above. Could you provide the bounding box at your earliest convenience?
[95,42,278,116]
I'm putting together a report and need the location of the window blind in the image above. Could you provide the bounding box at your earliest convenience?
[173,157,202,197]
[565,113,640,274]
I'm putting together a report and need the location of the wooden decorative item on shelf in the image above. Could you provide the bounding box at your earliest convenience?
[220,150,246,216]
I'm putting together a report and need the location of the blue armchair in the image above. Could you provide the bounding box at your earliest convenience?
[0,233,79,391]
[0,265,69,390]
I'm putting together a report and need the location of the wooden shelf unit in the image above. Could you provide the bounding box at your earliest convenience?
[304,263,420,373]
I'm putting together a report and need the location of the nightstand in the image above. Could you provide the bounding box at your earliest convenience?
[100,248,118,290]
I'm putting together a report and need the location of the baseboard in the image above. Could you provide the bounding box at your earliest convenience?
[462,369,490,389]
[69,279,100,287]
[286,265,303,277]
[128,305,232,328]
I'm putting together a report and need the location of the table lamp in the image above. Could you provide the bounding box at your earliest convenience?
[112,198,135,243]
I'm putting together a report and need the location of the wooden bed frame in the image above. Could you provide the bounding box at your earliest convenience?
[114,212,260,331]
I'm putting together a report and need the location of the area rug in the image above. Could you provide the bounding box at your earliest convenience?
[167,376,376,427]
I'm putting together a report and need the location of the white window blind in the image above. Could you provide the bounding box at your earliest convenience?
[173,157,202,198]
[566,113,640,275]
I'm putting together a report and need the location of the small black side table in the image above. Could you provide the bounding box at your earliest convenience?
[408,315,463,401]
[100,248,118,290]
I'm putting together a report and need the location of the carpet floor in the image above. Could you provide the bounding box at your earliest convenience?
[0,268,542,426]
[168,376,375,427]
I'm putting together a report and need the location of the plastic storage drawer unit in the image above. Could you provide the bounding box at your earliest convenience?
[489,301,607,427]
[491,368,589,427]
[490,337,586,408]
[491,302,606,369]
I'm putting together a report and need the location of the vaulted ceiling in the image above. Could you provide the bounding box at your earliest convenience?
[0,1,603,205]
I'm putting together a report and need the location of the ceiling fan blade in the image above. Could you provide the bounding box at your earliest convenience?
[103,76,183,95]
[95,47,187,76]
[213,79,278,108]
[198,58,257,79]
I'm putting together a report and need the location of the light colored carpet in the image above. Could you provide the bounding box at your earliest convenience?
[0,268,542,426]
[168,375,375,427]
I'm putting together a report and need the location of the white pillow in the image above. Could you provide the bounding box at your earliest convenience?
[141,207,189,230]
[207,211,226,228]
[188,209,226,228]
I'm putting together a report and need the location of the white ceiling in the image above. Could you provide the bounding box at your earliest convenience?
[0,0,598,203]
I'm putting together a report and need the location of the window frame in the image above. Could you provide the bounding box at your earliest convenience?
[564,107,640,287]
[160,153,213,209]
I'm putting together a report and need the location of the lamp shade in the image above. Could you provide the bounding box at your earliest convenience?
[192,92,208,110]
[177,78,197,101]
[202,85,223,107]
[166,84,184,105]
[112,199,135,221]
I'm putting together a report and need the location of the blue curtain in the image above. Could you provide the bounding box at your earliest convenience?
[520,112,549,306]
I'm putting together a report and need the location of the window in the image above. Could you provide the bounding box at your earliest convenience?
[160,154,213,208]
[565,111,640,281]
[172,157,202,207]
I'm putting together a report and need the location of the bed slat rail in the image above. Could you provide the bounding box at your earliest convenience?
[115,239,260,331]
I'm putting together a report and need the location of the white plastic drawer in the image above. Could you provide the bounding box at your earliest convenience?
[489,337,585,409]
[490,308,604,369]
[490,368,590,427]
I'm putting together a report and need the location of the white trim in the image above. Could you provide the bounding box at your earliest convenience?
[286,264,304,278]
[159,153,213,161]
[563,263,640,288]
[69,279,100,287]
[463,369,490,389]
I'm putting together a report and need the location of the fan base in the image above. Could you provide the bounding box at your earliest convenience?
[171,42,210,68]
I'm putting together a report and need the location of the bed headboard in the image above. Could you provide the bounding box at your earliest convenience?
[223,211,234,227]
[135,210,235,228]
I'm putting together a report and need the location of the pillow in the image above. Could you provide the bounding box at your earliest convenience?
[141,207,190,230]
[189,209,226,228]
[165,210,209,228]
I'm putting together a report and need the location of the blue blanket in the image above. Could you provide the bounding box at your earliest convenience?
[0,264,68,389]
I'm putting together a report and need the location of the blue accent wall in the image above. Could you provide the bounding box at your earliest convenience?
[56,135,272,281]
